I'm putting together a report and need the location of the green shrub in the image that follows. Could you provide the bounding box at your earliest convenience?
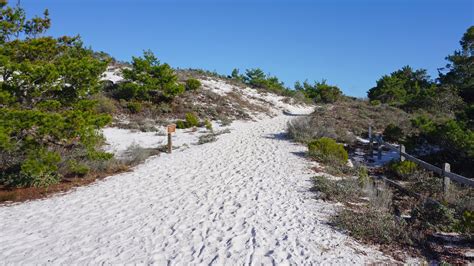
[294,80,342,103]
[456,210,474,234]
[93,94,117,114]
[20,149,61,187]
[120,50,184,99]
[204,119,213,131]
[357,166,370,187]
[113,82,140,101]
[67,160,90,176]
[176,120,187,129]
[383,123,404,142]
[86,150,114,161]
[370,100,381,106]
[126,101,142,113]
[0,4,113,188]
[185,78,201,91]
[308,137,348,165]
[387,160,418,179]
[185,112,199,127]
[36,100,62,111]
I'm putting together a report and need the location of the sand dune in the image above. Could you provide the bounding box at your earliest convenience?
[0,113,393,264]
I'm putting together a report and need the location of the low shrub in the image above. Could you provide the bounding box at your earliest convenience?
[311,176,361,202]
[93,94,117,114]
[185,112,199,128]
[387,160,418,179]
[364,182,394,211]
[357,166,370,187]
[287,99,412,145]
[204,119,213,131]
[383,123,404,142]
[18,149,61,188]
[456,210,474,234]
[219,117,232,126]
[67,160,90,176]
[406,170,443,198]
[370,100,381,106]
[308,137,348,165]
[198,133,217,145]
[332,207,412,245]
[185,78,202,91]
[175,114,200,129]
[126,101,143,114]
[176,120,187,129]
[411,200,459,232]
[121,144,160,166]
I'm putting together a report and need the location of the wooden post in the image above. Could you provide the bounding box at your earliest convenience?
[443,163,451,198]
[167,133,172,153]
[166,124,176,154]
[369,125,373,157]
[400,144,405,162]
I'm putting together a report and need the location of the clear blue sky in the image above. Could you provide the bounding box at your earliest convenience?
[21,0,474,97]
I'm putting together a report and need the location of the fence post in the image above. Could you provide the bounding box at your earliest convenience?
[443,163,451,198]
[399,144,405,162]
[369,125,373,157]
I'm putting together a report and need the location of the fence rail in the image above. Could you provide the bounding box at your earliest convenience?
[382,142,474,187]
[366,126,473,195]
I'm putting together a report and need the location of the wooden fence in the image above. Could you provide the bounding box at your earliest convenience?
[367,126,473,197]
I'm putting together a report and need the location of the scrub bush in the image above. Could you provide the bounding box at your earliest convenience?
[126,101,142,113]
[383,123,404,142]
[332,207,412,245]
[185,78,201,91]
[308,137,348,165]
[185,112,199,127]
[387,160,418,179]
[204,119,213,131]
[176,120,187,129]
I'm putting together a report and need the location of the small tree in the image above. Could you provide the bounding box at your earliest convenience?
[230,68,244,81]
[120,50,184,100]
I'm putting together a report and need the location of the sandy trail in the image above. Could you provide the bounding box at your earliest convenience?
[0,115,392,264]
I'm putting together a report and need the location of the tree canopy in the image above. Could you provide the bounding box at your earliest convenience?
[294,80,342,103]
[115,50,184,101]
[0,3,112,187]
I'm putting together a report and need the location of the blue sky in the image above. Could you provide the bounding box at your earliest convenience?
[21,0,474,97]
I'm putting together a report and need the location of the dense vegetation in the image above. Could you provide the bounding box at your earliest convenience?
[110,50,185,101]
[367,26,474,176]
[294,79,343,103]
[0,3,116,187]
[229,67,294,96]
[287,26,474,262]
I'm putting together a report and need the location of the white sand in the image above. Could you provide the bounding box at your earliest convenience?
[0,112,394,264]
[102,122,224,157]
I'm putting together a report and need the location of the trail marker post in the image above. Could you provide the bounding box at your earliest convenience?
[167,124,176,153]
